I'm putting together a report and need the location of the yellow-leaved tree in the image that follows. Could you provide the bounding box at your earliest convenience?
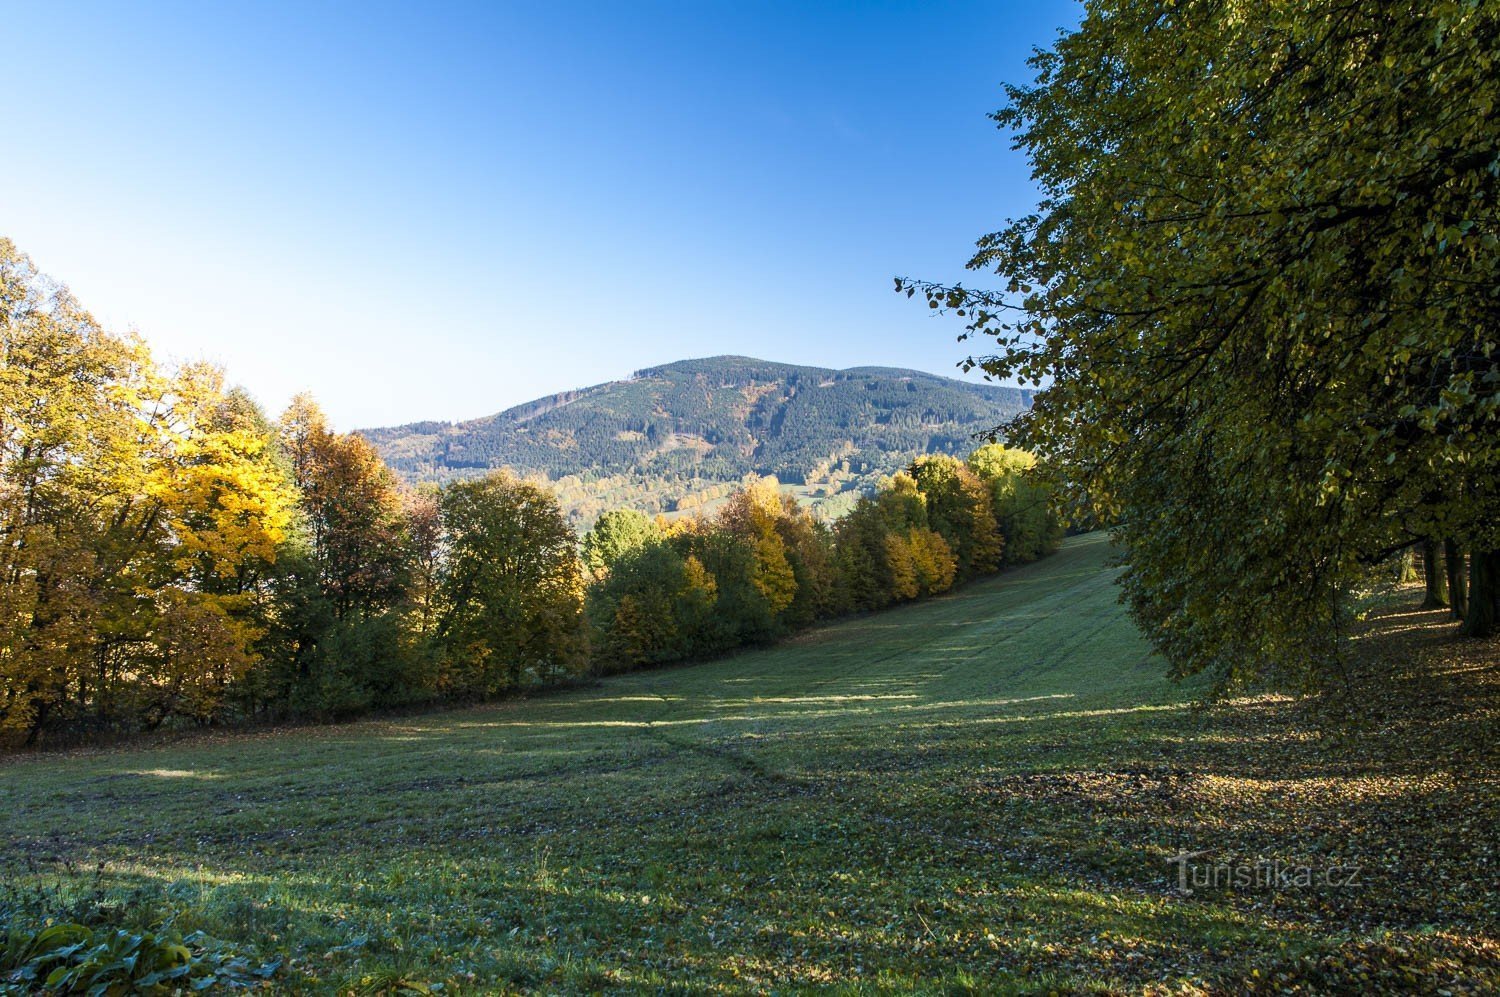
[718,476,797,617]
[0,240,296,742]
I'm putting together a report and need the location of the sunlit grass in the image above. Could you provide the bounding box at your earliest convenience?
[2,533,1495,992]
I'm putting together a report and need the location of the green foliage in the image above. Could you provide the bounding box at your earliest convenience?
[903,0,1500,686]
[437,472,589,693]
[580,509,656,579]
[1,921,277,993]
[587,541,717,671]
[967,444,1062,564]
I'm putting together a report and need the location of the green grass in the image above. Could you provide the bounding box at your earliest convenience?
[3,533,1496,993]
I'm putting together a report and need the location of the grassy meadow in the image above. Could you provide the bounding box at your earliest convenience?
[3,533,1496,993]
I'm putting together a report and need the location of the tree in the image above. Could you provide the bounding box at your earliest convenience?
[968,444,1061,564]
[908,528,958,596]
[909,455,1002,577]
[438,472,587,694]
[279,396,407,622]
[833,472,959,610]
[901,1,1500,687]
[262,396,413,716]
[834,500,890,612]
[142,367,296,724]
[581,508,656,580]
[585,538,723,671]
[773,501,839,627]
[1420,540,1450,610]
[1445,542,1468,621]
[0,240,295,738]
[717,477,798,619]
[402,484,444,639]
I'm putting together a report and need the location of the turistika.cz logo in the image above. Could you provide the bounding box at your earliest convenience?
[1165,849,1361,895]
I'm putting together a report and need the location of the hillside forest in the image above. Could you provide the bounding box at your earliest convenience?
[0,239,1060,745]
[361,356,1031,527]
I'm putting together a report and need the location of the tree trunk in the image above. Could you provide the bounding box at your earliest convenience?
[1462,549,1500,639]
[1396,549,1418,583]
[24,700,47,747]
[1420,539,1449,609]
[1445,541,1468,620]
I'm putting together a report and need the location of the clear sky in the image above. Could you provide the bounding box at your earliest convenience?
[4,0,1079,429]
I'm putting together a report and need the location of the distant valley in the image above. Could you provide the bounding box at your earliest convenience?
[361,355,1031,525]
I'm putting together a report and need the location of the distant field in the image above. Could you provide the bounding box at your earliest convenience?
[3,534,1496,992]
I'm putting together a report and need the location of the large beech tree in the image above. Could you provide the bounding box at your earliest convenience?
[903,1,1500,687]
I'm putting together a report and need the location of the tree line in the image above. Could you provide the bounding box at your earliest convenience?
[583,447,1059,672]
[0,240,1059,745]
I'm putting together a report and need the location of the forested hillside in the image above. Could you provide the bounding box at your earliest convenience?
[361,356,1031,524]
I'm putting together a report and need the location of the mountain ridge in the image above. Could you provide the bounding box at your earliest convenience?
[361,355,1031,524]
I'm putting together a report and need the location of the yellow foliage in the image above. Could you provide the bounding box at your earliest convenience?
[0,240,297,736]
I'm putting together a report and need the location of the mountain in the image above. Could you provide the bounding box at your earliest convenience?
[361,356,1031,525]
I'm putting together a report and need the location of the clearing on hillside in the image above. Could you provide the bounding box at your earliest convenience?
[3,533,1496,992]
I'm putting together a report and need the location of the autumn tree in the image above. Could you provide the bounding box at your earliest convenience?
[402,484,444,639]
[835,473,957,610]
[0,240,295,739]
[716,477,798,620]
[252,396,415,716]
[143,367,295,723]
[279,396,407,621]
[909,455,1002,577]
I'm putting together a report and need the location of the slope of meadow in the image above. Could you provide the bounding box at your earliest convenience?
[3,534,1495,993]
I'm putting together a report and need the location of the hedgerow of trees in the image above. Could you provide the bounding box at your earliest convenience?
[585,448,1060,673]
[902,0,1499,690]
[1,240,1061,745]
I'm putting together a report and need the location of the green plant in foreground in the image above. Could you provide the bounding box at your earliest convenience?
[0,920,279,994]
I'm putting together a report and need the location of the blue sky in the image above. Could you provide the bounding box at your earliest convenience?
[4,1,1078,428]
